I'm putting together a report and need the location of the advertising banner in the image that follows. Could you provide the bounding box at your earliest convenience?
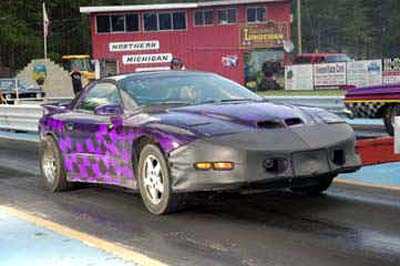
[240,21,289,49]
[383,58,400,84]
[314,63,346,87]
[285,64,314,91]
[347,60,382,87]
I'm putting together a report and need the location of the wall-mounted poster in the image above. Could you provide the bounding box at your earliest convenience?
[347,60,382,87]
[285,64,314,91]
[314,63,346,87]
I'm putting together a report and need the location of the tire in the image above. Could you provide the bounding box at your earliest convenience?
[137,144,184,215]
[383,105,400,136]
[290,175,335,196]
[39,135,72,192]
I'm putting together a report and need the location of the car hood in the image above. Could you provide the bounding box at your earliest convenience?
[147,101,314,137]
[345,83,400,99]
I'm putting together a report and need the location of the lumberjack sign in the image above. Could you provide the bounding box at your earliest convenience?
[240,22,289,49]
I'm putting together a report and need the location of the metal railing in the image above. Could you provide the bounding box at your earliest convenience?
[0,104,42,132]
[0,96,346,133]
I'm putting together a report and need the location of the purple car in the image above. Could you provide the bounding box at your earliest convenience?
[39,71,361,215]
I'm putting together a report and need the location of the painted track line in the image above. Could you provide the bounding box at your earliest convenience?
[0,205,167,266]
[335,178,400,192]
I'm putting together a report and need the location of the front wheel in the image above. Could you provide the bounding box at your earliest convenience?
[39,136,72,192]
[383,105,400,136]
[137,144,184,215]
[290,175,335,196]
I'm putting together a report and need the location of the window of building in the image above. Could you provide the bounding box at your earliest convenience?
[96,15,110,33]
[144,13,158,31]
[111,15,125,32]
[96,14,139,33]
[218,8,237,24]
[173,12,186,30]
[144,12,186,31]
[194,10,214,26]
[247,7,266,23]
[126,14,139,32]
[159,13,172,30]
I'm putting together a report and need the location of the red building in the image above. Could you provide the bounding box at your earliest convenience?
[80,0,292,86]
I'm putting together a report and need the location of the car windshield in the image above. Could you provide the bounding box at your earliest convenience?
[119,73,263,106]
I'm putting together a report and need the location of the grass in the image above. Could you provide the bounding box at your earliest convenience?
[257,89,344,97]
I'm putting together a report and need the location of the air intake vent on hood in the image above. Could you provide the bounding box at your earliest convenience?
[285,118,304,127]
[257,120,284,129]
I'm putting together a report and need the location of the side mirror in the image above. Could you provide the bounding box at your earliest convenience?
[94,104,123,116]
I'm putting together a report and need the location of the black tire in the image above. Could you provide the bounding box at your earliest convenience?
[137,144,184,215]
[383,105,400,136]
[290,175,335,196]
[39,135,72,192]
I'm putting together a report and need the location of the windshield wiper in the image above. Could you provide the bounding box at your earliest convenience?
[220,98,259,103]
[154,101,191,106]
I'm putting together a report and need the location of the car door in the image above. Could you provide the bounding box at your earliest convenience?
[64,82,134,186]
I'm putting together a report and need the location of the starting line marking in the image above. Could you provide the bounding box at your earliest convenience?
[0,205,167,266]
[334,178,400,192]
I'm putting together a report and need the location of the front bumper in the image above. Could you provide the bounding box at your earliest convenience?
[168,123,361,192]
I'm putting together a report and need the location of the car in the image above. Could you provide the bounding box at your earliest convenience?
[39,71,361,215]
[294,53,353,65]
[0,79,45,103]
[344,83,400,135]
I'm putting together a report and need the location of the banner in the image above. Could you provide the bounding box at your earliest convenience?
[314,63,346,87]
[347,60,382,87]
[383,58,400,84]
[285,65,313,91]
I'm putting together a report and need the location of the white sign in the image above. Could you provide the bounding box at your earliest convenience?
[123,53,173,65]
[347,60,382,87]
[314,63,346,87]
[383,58,400,84]
[110,41,160,52]
[285,64,313,91]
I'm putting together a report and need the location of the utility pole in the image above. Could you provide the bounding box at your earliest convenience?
[297,0,302,54]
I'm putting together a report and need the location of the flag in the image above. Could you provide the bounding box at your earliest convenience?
[43,2,49,38]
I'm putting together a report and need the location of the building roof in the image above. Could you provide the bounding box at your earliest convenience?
[80,0,286,14]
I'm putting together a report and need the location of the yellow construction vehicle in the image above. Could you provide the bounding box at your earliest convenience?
[61,55,95,85]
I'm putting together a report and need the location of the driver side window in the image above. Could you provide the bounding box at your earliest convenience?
[76,83,121,112]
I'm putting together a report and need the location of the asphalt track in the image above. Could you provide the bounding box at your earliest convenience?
[0,139,400,266]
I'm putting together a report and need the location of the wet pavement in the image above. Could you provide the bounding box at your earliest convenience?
[0,139,399,266]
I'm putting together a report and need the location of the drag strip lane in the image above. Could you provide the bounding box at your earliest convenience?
[0,139,400,266]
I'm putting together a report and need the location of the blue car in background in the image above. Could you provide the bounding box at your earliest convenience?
[0,79,45,103]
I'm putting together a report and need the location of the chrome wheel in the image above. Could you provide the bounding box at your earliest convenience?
[42,148,57,184]
[142,154,164,205]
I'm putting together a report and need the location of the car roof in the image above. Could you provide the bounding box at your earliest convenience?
[106,70,212,82]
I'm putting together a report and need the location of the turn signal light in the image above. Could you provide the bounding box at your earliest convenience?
[194,162,234,171]
[213,162,234,171]
[194,162,213,170]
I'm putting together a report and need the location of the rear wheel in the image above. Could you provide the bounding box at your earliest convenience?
[39,136,72,192]
[383,105,400,136]
[290,175,335,196]
[137,144,184,215]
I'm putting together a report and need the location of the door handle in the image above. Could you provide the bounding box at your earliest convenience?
[65,122,74,131]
